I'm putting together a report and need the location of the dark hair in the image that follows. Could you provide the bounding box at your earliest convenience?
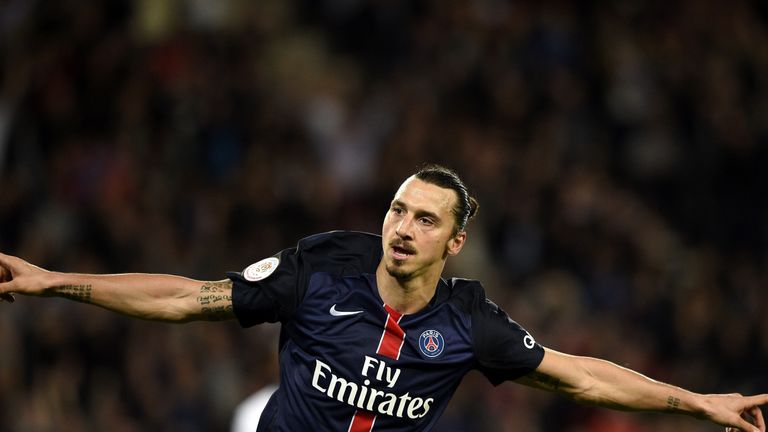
[414,164,479,233]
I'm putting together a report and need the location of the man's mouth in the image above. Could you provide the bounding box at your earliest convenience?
[390,243,416,260]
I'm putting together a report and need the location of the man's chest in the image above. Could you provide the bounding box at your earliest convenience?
[283,273,476,415]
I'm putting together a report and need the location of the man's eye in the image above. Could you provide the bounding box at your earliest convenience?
[392,207,404,215]
[419,217,434,226]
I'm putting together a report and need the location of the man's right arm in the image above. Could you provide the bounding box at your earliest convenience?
[0,252,234,322]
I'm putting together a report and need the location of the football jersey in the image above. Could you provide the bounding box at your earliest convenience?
[228,231,544,431]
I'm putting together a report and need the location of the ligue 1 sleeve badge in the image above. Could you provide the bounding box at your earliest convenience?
[418,329,445,358]
[243,257,280,282]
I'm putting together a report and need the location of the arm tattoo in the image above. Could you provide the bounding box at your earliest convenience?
[197,280,233,320]
[666,396,681,411]
[528,371,561,391]
[57,284,93,303]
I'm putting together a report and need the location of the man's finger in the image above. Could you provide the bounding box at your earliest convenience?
[0,279,18,295]
[734,417,760,432]
[747,395,768,409]
[0,252,21,272]
[0,279,15,302]
[748,405,765,431]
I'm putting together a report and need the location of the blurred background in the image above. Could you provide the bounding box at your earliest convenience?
[1,0,767,431]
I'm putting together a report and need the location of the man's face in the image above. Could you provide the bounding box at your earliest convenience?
[381,177,466,281]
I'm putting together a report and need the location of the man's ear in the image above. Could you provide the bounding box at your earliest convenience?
[446,231,467,256]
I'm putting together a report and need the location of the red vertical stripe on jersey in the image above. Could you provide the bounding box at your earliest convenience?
[348,410,376,432]
[347,305,405,431]
[377,304,405,360]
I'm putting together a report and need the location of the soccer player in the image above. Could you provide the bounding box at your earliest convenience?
[1,165,766,432]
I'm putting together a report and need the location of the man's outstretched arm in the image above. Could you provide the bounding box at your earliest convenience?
[0,252,234,322]
[517,347,768,432]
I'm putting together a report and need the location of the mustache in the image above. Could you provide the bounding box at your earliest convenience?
[389,240,417,254]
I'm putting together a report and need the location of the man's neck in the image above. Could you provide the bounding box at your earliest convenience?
[375,261,443,315]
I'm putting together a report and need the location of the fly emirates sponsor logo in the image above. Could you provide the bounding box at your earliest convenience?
[311,356,433,419]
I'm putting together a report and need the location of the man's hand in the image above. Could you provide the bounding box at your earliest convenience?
[702,393,768,432]
[0,252,52,303]
[0,257,13,302]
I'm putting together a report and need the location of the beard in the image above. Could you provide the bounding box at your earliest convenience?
[385,260,415,281]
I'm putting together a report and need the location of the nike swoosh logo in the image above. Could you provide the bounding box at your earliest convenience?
[329,304,364,317]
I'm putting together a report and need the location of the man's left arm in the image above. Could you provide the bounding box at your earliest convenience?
[516,347,768,432]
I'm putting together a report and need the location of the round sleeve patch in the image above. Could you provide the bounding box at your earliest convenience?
[243,257,280,282]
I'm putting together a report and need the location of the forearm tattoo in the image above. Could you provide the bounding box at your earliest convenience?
[57,284,93,303]
[666,396,681,411]
[528,371,561,391]
[197,280,233,320]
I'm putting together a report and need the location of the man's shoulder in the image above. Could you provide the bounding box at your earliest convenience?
[296,231,382,258]
[441,277,486,311]
[298,230,381,250]
[445,277,483,293]
[294,230,382,274]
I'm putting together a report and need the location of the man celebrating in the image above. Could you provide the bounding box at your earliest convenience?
[1,165,766,431]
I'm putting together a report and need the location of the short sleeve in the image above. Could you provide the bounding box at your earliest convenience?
[228,246,305,327]
[473,297,545,385]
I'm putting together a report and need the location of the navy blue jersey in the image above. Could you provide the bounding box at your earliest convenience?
[229,231,544,432]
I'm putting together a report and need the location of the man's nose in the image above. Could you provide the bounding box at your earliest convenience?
[395,217,414,239]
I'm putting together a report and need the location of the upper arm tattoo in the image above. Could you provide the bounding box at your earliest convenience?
[197,280,233,320]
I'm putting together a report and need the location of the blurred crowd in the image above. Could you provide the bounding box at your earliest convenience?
[1,0,767,431]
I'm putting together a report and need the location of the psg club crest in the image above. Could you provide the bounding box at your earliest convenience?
[418,330,445,358]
